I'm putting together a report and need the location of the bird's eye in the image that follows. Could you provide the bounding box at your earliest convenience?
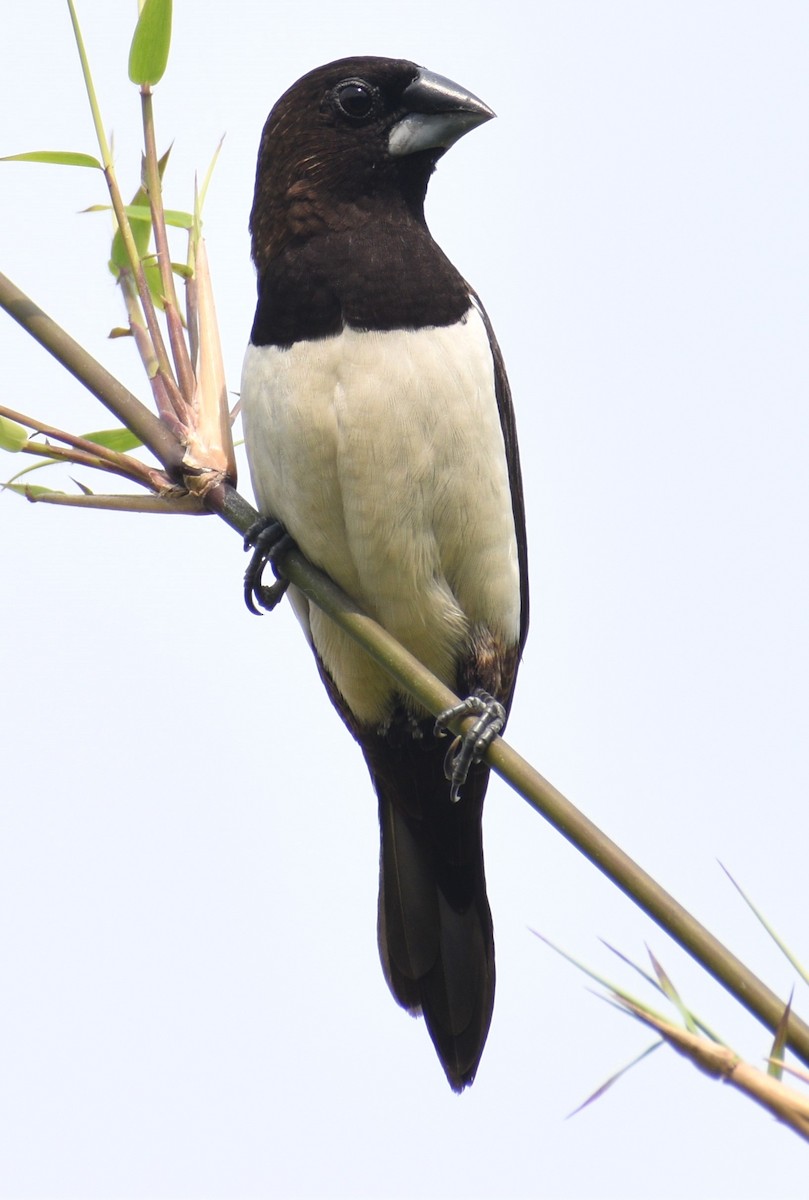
[333,79,376,120]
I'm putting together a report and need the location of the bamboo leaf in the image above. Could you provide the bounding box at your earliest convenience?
[88,203,189,228]
[768,1059,809,1087]
[144,260,165,310]
[601,939,662,994]
[124,204,192,228]
[109,149,172,276]
[196,134,225,226]
[3,482,65,499]
[719,862,809,985]
[4,457,61,487]
[82,427,143,453]
[0,415,29,451]
[530,930,668,1020]
[647,947,679,1005]
[67,0,112,169]
[770,994,793,1079]
[567,1042,662,1118]
[110,189,152,274]
[128,0,173,85]
[0,150,101,169]
[647,947,698,1034]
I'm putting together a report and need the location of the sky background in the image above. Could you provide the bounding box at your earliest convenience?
[3,2,809,1197]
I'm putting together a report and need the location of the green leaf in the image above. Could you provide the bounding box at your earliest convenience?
[567,1042,662,1118]
[67,0,112,169]
[82,427,143,453]
[646,946,698,1034]
[124,204,193,229]
[4,456,61,488]
[0,415,28,452]
[144,260,165,310]
[769,993,793,1079]
[193,134,225,252]
[719,862,809,985]
[109,148,171,277]
[0,150,101,168]
[128,0,172,85]
[3,482,64,499]
[110,187,152,274]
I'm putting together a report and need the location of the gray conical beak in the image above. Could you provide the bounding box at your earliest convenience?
[388,67,495,158]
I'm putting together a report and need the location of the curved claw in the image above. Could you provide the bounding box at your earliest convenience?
[243,516,294,615]
[434,690,507,802]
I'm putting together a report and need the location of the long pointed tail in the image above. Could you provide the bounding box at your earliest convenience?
[366,729,495,1091]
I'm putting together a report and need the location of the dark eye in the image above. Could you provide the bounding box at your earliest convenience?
[333,79,376,120]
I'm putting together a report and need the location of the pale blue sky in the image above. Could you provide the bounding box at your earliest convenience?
[3,3,809,1196]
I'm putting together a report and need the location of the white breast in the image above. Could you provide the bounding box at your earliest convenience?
[241,305,521,725]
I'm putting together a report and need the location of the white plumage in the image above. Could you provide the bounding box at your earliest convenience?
[241,303,521,725]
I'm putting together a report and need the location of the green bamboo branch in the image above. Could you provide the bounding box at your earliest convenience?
[4,266,809,1073]
[15,440,147,485]
[67,0,188,429]
[21,490,205,513]
[231,520,809,1072]
[616,1002,809,1143]
[0,402,171,492]
[139,86,195,403]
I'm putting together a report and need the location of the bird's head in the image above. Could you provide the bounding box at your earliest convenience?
[249,56,494,269]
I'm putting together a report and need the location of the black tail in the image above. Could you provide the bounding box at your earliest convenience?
[362,721,494,1091]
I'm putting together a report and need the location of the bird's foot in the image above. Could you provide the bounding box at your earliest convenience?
[243,515,295,615]
[434,690,506,803]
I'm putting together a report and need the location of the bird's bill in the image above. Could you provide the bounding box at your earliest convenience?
[388,67,495,157]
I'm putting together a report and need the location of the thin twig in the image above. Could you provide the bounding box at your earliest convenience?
[206,478,809,1071]
[22,489,205,513]
[140,87,196,403]
[66,0,188,429]
[618,1002,809,1142]
[16,441,163,490]
[0,402,171,491]
[5,269,809,1082]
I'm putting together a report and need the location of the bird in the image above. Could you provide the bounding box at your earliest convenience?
[240,56,529,1091]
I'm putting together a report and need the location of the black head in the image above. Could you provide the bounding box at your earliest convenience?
[250,56,494,271]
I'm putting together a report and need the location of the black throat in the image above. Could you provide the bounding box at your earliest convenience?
[250,217,471,349]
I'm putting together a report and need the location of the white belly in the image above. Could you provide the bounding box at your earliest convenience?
[241,306,521,725]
